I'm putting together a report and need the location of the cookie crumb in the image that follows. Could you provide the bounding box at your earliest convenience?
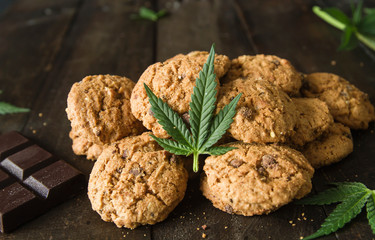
[300,237,303,240]
[303,217,307,220]
[43,122,47,126]
[224,226,228,229]
[32,130,37,134]
[144,234,146,237]
[197,227,200,231]
[331,60,336,66]
[202,224,207,230]
[289,220,293,224]
[292,224,296,227]
[38,113,43,117]
[202,233,207,238]
[301,213,305,217]
[203,212,206,215]
[297,218,301,221]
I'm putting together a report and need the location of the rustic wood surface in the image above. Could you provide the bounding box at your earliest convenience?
[1,0,375,239]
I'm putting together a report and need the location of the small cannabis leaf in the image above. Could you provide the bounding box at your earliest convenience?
[144,44,241,172]
[0,90,30,115]
[132,7,167,22]
[313,1,375,51]
[297,182,375,239]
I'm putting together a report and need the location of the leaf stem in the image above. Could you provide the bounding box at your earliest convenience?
[355,32,375,51]
[193,152,199,173]
[312,6,346,30]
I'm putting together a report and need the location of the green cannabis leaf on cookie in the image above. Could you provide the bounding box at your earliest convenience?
[132,7,167,22]
[0,90,30,115]
[296,182,375,240]
[144,44,241,172]
[313,1,375,51]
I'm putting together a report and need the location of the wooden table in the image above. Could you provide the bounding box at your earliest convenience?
[1,0,375,239]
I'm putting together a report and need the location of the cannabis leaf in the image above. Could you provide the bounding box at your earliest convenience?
[313,1,375,51]
[132,7,167,22]
[297,182,375,239]
[145,44,241,172]
[0,90,30,115]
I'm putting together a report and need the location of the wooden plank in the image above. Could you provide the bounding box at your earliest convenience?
[1,0,154,239]
[0,0,79,134]
[156,0,253,62]
[236,0,375,239]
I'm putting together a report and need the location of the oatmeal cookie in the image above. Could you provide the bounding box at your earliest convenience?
[223,55,303,95]
[301,72,375,129]
[88,133,188,229]
[131,53,229,138]
[290,98,333,146]
[69,127,103,160]
[302,123,353,169]
[201,142,314,216]
[66,75,145,146]
[217,78,298,143]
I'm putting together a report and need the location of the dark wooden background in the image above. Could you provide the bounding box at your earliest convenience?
[1,0,375,239]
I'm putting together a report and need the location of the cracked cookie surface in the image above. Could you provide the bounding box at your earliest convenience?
[66,75,145,148]
[201,142,314,216]
[69,126,104,160]
[88,133,188,229]
[302,123,353,169]
[130,53,230,138]
[290,98,333,146]
[301,72,375,129]
[223,55,303,96]
[217,78,298,143]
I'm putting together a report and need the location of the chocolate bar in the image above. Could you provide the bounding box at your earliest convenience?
[0,131,85,233]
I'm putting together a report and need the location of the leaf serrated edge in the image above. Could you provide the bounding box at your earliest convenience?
[149,135,192,156]
[366,191,375,234]
[303,191,371,240]
[144,83,193,148]
[201,93,241,150]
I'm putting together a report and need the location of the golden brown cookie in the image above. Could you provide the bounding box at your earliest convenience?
[88,133,188,229]
[217,78,298,143]
[66,75,145,153]
[131,53,230,138]
[302,123,353,169]
[290,98,334,146]
[69,127,103,160]
[301,72,375,129]
[223,55,303,95]
[201,142,314,216]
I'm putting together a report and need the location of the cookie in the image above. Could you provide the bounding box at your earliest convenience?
[302,123,353,169]
[223,55,303,95]
[69,127,103,160]
[88,132,188,229]
[290,98,333,146]
[201,142,314,216]
[66,75,145,146]
[301,72,375,129]
[217,78,298,143]
[131,52,230,138]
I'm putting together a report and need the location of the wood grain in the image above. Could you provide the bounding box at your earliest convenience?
[1,0,375,239]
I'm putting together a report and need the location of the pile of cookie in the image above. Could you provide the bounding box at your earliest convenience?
[66,51,375,228]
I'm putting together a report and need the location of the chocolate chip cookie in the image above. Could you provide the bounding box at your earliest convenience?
[201,142,314,216]
[301,72,375,129]
[223,55,303,95]
[290,98,334,146]
[302,123,353,168]
[130,53,230,138]
[88,132,188,229]
[66,75,145,159]
[216,78,298,143]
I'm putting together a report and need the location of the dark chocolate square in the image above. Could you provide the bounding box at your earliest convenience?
[0,183,41,233]
[0,131,32,161]
[0,169,14,189]
[24,160,85,200]
[1,145,55,180]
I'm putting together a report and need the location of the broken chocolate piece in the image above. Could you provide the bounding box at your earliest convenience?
[0,131,85,233]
